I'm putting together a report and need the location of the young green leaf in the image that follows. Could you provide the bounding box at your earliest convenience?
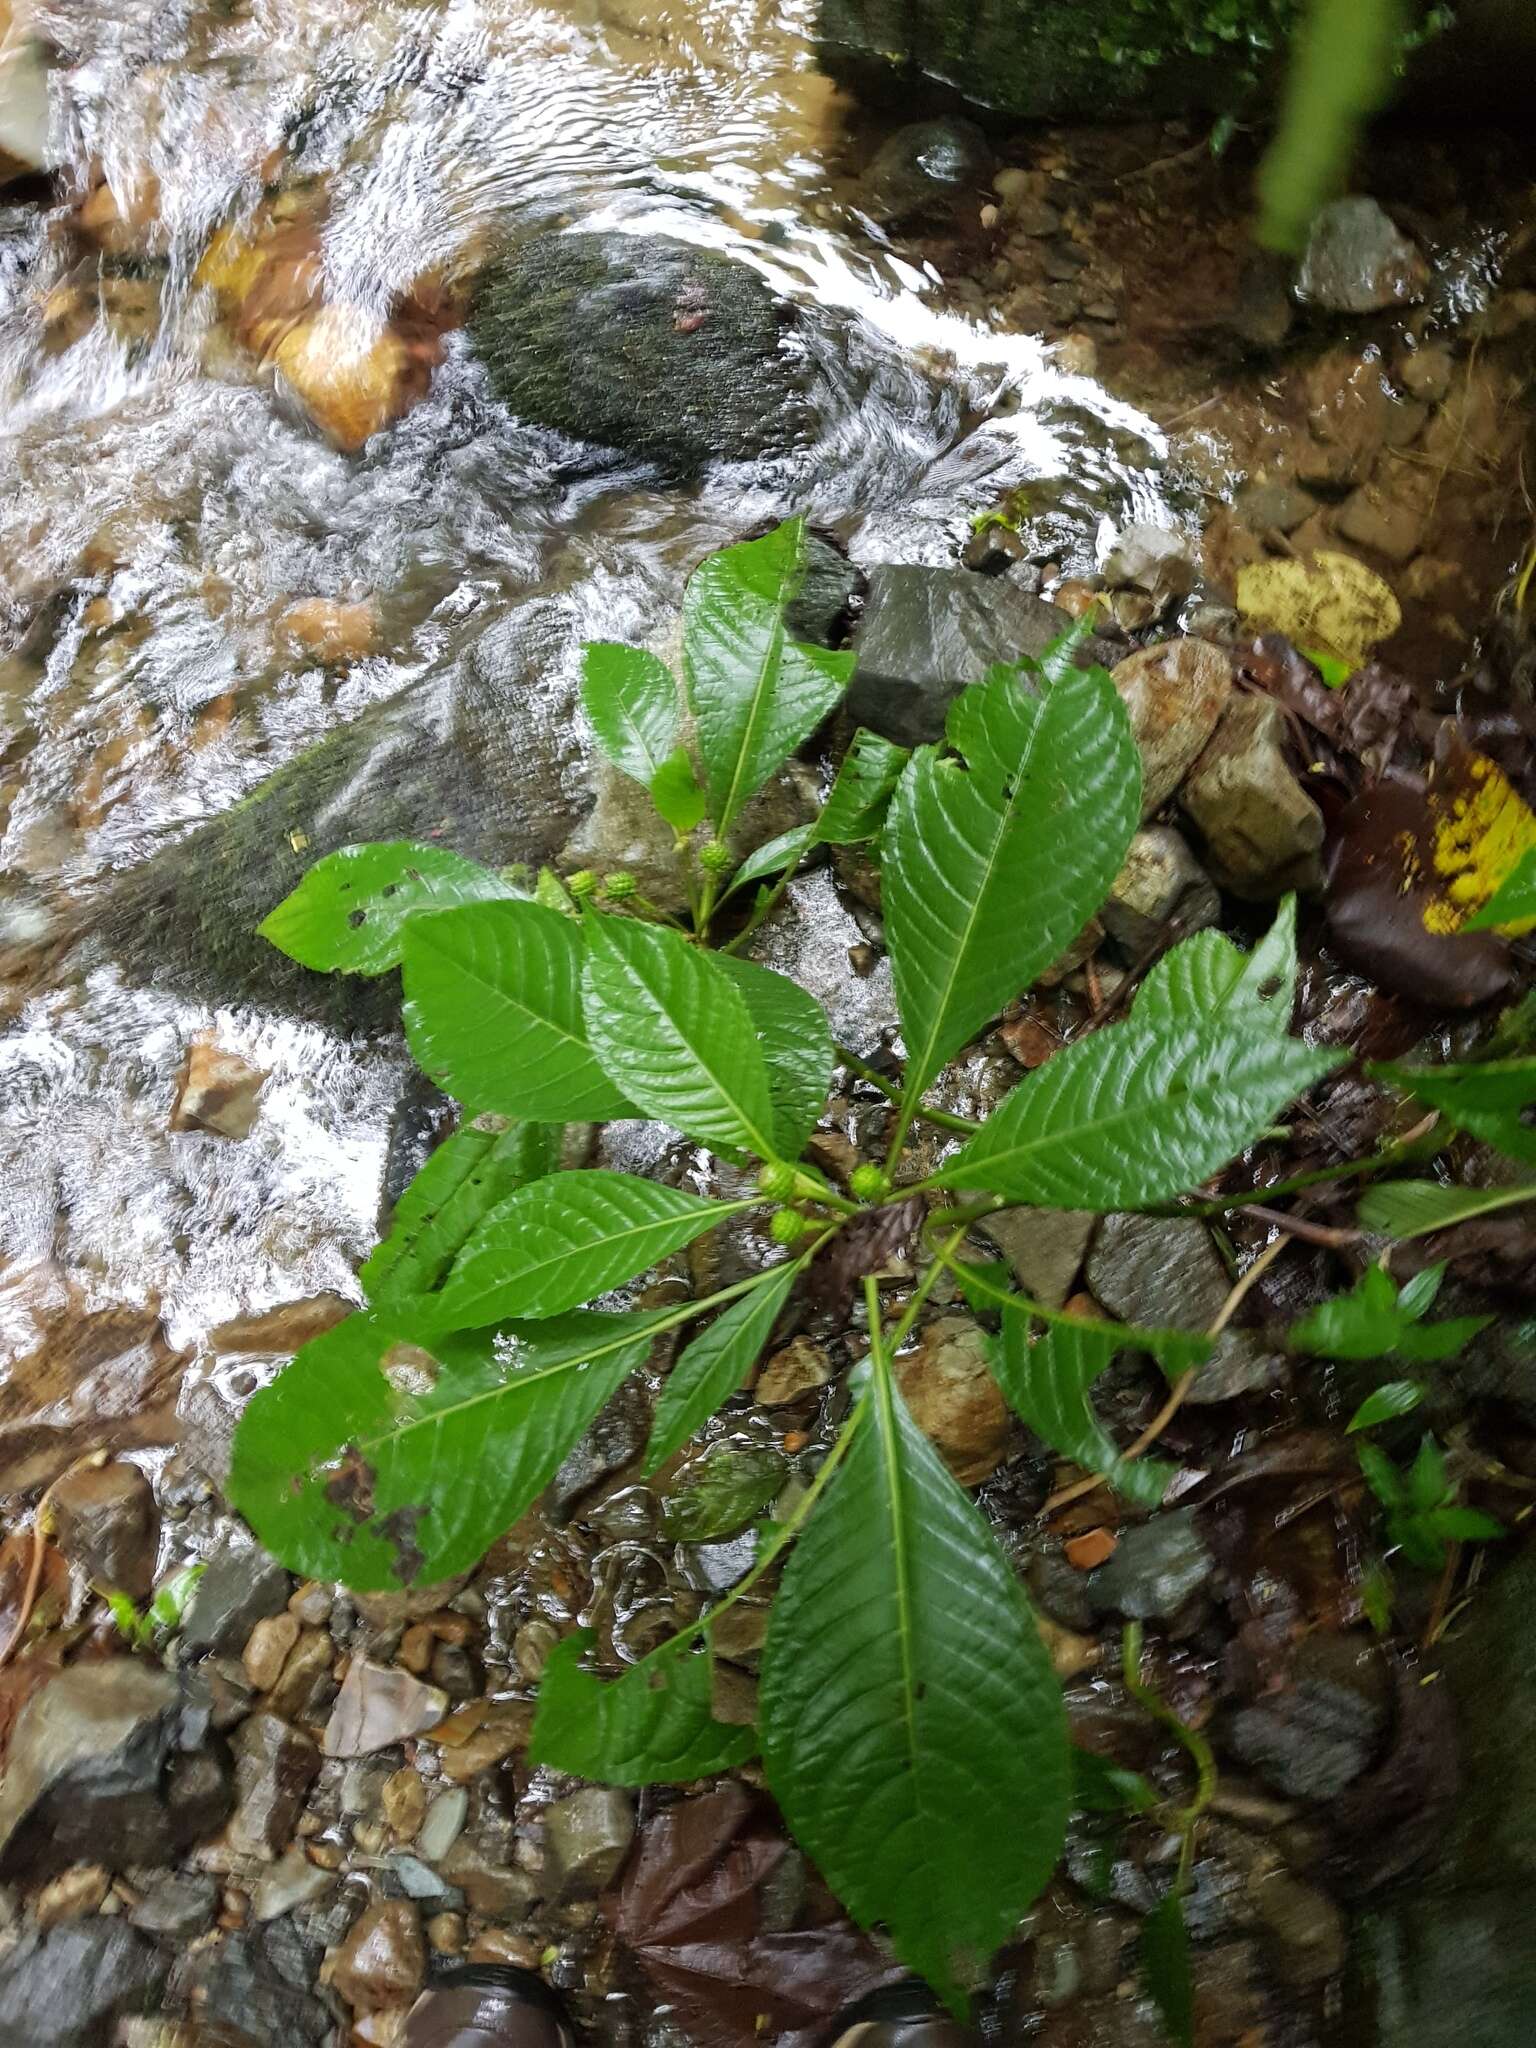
[882,650,1141,1104]
[1372,1057,1536,1167]
[1347,1382,1424,1433]
[1356,1438,1406,1509]
[228,1306,662,1589]
[646,1259,801,1473]
[259,841,518,975]
[582,915,781,1156]
[1072,1748,1158,1815]
[580,643,681,785]
[725,824,816,894]
[942,902,1341,1209]
[661,1445,785,1541]
[817,728,909,844]
[362,1123,563,1305]
[1290,1262,1490,1361]
[992,1317,1176,1509]
[431,1170,748,1329]
[146,1563,206,1634]
[1407,1433,1448,1511]
[1358,1177,1536,1239]
[402,902,631,1121]
[1465,845,1536,932]
[650,746,708,835]
[530,1627,755,1785]
[759,1369,1070,2012]
[1142,1891,1194,2048]
[683,518,854,836]
[714,955,835,1158]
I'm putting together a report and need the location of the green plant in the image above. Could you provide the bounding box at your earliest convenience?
[1356,1433,1504,1571]
[230,517,1345,2014]
[1290,1260,1492,1362]
[105,1563,206,1651]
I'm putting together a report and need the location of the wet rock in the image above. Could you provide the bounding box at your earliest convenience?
[976,1208,1095,1310]
[1109,639,1232,818]
[414,1787,469,1865]
[1251,1869,1346,1985]
[544,1787,636,1898]
[252,1844,333,1922]
[847,565,1115,747]
[1179,693,1326,899]
[381,1768,428,1841]
[381,1853,463,1910]
[0,1919,168,2047]
[755,1335,833,1405]
[1101,524,1196,606]
[549,1377,651,1520]
[1233,478,1319,536]
[129,1869,219,1940]
[1086,1213,1285,1404]
[892,1314,1011,1484]
[432,1700,532,1784]
[330,1898,426,2013]
[265,1627,335,1724]
[0,1661,230,1878]
[1297,197,1428,314]
[1398,342,1453,405]
[1101,825,1221,954]
[47,1458,160,1601]
[1224,1636,1389,1799]
[271,307,437,454]
[1084,1509,1215,1622]
[226,1712,321,1860]
[322,1658,448,1758]
[1335,480,1428,564]
[441,1837,540,1920]
[170,1032,268,1140]
[243,1614,300,1694]
[470,232,816,474]
[171,1930,332,2047]
[858,117,993,225]
[34,1863,111,1927]
[180,1538,291,1660]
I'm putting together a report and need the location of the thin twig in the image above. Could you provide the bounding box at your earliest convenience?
[1044,1235,1289,1516]
[1242,1204,1363,1249]
[0,1450,109,1671]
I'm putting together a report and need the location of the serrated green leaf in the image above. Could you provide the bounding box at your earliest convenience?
[759,1367,1070,2011]
[684,518,854,836]
[1465,845,1536,932]
[661,1445,786,1541]
[362,1123,563,1305]
[943,903,1341,1209]
[939,1257,1213,1382]
[818,728,909,844]
[258,841,519,975]
[1347,1383,1424,1433]
[1356,1438,1406,1508]
[582,916,780,1157]
[992,1316,1176,1509]
[883,652,1141,1102]
[726,823,816,894]
[650,746,707,834]
[530,1627,755,1786]
[714,954,835,1157]
[1373,1057,1536,1167]
[581,643,680,785]
[229,1306,661,1588]
[1359,1178,1536,1239]
[1291,1263,1490,1362]
[1142,1891,1194,2048]
[402,902,631,1121]
[646,1259,801,1473]
[433,1170,748,1328]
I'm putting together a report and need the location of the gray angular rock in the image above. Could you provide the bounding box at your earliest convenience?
[544,1786,636,1897]
[170,1931,333,2046]
[978,1208,1095,1310]
[470,232,815,475]
[226,1712,321,1860]
[1109,639,1232,818]
[179,1538,291,1660]
[549,1377,651,1520]
[414,1786,469,1865]
[0,1920,168,2047]
[1101,523,1196,604]
[0,1661,231,1879]
[1086,1212,1286,1404]
[1233,478,1319,535]
[847,565,1115,746]
[253,1844,334,1922]
[322,1658,448,1758]
[1224,1633,1389,1800]
[1085,1509,1215,1621]
[1297,197,1428,314]
[129,1868,219,1940]
[1179,693,1326,899]
[859,117,993,225]
[1101,825,1221,954]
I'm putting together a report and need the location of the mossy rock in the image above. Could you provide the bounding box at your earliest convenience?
[468,233,817,476]
[816,0,1300,122]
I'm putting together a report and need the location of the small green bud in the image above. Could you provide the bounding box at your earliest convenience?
[601,872,637,902]
[849,1163,892,1203]
[769,1207,813,1246]
[698,839,733,877]
[758,1162,797,1201]
[566,869,598,900]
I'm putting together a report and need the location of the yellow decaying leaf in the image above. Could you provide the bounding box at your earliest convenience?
[1423,750,1536,937]
[1235,550,1402,668]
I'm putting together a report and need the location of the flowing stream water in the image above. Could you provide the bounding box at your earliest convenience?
[0,0,1177,1456]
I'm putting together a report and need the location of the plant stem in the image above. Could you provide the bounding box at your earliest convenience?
[1166,1113,1441,1218]
[835,1047,984,1136]
[719,845,809,955]
[1121,1620,1217,1880]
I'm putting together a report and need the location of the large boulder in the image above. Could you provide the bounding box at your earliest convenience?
[470,233,819,475]
[815,0,1299,123]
